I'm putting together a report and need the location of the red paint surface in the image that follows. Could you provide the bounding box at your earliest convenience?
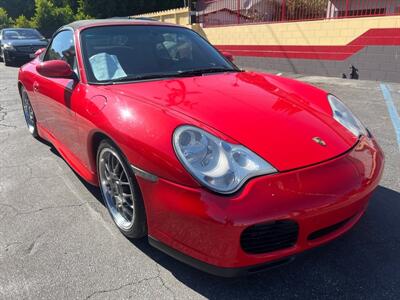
[18,20,385,270]
[215,28,400,60]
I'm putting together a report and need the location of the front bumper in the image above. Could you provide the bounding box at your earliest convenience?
[4,50,35,62]
[137,136,384,276]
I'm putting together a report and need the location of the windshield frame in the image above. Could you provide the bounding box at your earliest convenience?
[78,24,240,85]
[3,28,44,40]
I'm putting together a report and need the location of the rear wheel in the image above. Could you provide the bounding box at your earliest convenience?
[20,86,38,138]
[97,140,147,239]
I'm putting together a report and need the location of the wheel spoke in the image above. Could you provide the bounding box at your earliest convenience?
[121,192,132,198]
[104,162,112,178]
[113,160,121,174]
[119,170,125,180]
[121,205,133,220]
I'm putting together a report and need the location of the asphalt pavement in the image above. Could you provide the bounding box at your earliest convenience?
[0,62,399,299]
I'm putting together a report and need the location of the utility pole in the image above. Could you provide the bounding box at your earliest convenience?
[188,0,197,24]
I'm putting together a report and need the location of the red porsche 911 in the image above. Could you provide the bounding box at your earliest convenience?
[18,19,384,277]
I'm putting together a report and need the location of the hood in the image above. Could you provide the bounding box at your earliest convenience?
[3,39,48,47]
[105,72,358,171]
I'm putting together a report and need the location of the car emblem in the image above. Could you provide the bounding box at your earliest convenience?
[312,137,327,147]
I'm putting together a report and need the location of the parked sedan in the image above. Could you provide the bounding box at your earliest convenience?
[17,19,384,277]
[0,28,48,66]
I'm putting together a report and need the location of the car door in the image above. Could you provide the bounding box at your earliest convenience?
[33,29,82,156]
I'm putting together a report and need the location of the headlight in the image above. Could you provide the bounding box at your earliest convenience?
[3,44,15,50]
[328,94,366,137]
[173,125,277,194]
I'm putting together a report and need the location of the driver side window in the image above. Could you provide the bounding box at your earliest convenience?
[44,30,77,73]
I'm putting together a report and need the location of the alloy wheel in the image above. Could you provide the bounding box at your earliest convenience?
[21,89,36,134]
[98,148,136,230]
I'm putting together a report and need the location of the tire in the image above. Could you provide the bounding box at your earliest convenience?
[97,139,147,239]
[20,86,39,138]
[3,52,11,66]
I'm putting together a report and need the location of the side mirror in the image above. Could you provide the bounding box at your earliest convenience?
[34,47,46,57]
[36,60,73,78]
[221,51,234,62]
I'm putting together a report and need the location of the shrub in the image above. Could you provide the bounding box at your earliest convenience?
[14,15,34,28]
[0,7,13,29]
[31,0,75,37]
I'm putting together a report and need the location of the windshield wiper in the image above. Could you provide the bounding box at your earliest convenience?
[175,67,238,77]
[111,73,175,83]
[109,68,238,84]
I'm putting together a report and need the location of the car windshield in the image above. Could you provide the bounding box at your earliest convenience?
[3,29,44,40]
[80,25,238,84]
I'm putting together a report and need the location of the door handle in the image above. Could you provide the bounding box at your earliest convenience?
[33,82,39,92]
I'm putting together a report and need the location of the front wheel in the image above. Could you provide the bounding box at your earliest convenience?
[20,86,38,138]
[97,140,147,239]
[3,52,11,66]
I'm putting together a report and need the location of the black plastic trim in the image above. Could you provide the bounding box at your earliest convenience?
[148,236,294,277]
[308,215,354,241]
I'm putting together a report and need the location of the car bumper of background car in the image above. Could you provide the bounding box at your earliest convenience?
[136,135,384,277]
[4,50,35,62]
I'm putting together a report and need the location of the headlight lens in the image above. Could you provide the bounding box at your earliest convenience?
[173,125,277,194]
[3,44,15,50]
[328,94,366,137]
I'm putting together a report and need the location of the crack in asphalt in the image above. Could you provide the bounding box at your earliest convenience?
[156,264,177,300]
[25,232,45,256]
[85,275,161,299]
[3,241,23,252]
[84,265,177,299]
[0,105,17,129]
[0,202,88,216]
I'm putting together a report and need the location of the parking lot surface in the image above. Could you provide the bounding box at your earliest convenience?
[1,63,399,299]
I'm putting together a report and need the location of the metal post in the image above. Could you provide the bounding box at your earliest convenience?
[282,0,286,21]
[237,0,241,24]
[345,0,349,17]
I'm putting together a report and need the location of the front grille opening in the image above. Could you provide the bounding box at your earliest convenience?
[308,216,354,241]
[241,220,299,254]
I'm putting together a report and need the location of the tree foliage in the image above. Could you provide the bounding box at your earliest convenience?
[31,0,75,37]
[14,15,34,28]
[76,0,184,19]
[1,0,186,35]
[0,7,13,29]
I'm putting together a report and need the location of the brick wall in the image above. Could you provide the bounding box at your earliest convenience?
[200,16,400,82]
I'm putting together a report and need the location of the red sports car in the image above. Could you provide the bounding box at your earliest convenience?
[18,19,384,277]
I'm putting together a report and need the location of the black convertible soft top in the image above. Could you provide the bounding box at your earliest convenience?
[61,18,174,32]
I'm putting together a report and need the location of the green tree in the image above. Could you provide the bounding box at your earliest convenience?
[0,7,13,29]
[77,0,185,19]
[31,0,75,37]
[14,15,34,28]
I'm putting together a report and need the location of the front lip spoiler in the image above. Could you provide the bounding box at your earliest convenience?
[148,236,294,278]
